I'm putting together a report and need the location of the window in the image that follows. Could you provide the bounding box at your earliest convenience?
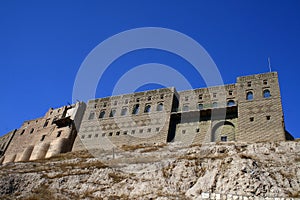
[43,119,49,127]
[246,91,253,100]
[116,131,120,136]
[147,128,151,133]
[198,104,203,110]
[185,96,189,101]
[30,128,34,134]
[221,136,227,142]
[250,117,254,122]
[147,96,152,101]
[139,129,143,133]
[121,107,128,116]
[125,99,129,104]
[20,129,25,135]
[131,130,135,134]
[99,110,106,118]
[136,98,140,102]
[198,94,203,100]
[132,104,140,114]
[196,128,200,133]
[266,116,271,120]
[156,127,160,132]
[182,130,186,134]
[227,100,235,107]
[263,80,268,85]
[103,102,107,107]
[160,94,164,99]
[144,104,151,113]
[213,93,217,98]
[123,131,128,135]
[40,135,46,141]
[81,135,85,139]
[109,132,113,136]
[57,131,61,138]
[109,109,116,117]
[102,133,106,137]
[88,112,95,120]
[247,81,252,87]
[212,102,218,108]
[263,89,271,98]
[95,134,99,138]
[228,90,233,96]
[94,104,97,108]
[114,101,118,106]
[183,105,189,111]
[157,103,164,111]
[88,134,92,138]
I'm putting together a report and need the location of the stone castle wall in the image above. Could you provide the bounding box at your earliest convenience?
[0,72,292,164]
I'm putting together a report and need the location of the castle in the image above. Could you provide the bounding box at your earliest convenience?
[0,72,294,164]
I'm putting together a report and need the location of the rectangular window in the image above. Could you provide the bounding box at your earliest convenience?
[213,93,217,98]
[247,81,252,87]
[123,131,128,135]
[40,135,46,141]
[88,112,95,120]
[88,134,92,138]
[250,117,254,122]
[198,94,203,100]
[131,130,135,134]
[81,135,85,139]
[266,116,271,120]
[156,127,160,132]
[221,136,227,142]
[147,128,151,133]
[109,132,113,136]
[228,90,233,96]
[196,128,200,133]
[102,133,106,137]
[116,131,120,136]
[95,134,98,137]
[139,129,143,133]
[182,130,186,134]
[57,131,62,138]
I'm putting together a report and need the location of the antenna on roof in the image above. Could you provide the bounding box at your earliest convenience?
[268,57,272,72]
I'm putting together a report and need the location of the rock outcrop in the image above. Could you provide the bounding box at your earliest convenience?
[0,141,299,199]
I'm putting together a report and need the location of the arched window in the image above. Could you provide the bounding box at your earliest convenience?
[121,107,127,116]
[30,128,34,134]
[99,110,105,118]
[183,104,189,111]
[263,89,271,98]
[227,100,235,107]
[246,91,253,100]
[157,103,164,111]
[198,104,203,110]
[132,104,139,114]
[109,109,116,117]
[144,104,151,113]
[88,112,95,120]
[212,102,218,108]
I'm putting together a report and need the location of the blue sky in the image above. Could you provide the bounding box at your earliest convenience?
[0,1,300,138]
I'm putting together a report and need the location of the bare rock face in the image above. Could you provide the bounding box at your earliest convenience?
[0,141,299,199]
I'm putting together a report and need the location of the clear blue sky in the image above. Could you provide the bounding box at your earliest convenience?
[0,1,300,138]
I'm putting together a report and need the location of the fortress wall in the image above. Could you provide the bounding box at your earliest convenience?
[18,145,34,162]
[30,142,50,160]
[46,138,69,158]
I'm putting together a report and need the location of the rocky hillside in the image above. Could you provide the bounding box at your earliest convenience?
[0,141,299,200]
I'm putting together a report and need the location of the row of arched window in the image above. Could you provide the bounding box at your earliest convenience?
[88,103,164,120]
[246,89,271,100]
[182,100,236,112]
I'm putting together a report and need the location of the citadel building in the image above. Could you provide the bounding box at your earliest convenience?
[0,72,294,164]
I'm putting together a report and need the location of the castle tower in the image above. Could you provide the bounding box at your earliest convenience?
[236,72,286,142]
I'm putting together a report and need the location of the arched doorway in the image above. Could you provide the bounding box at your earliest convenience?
[211,121,235,142]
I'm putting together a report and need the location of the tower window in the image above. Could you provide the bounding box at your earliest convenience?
[121,107,128,116]
[43,119,50,128]
[227,100,235,107]
[124,99,129,104]
[213,93,217,98]
[196,128,200,133]
[144,104,151,113]
[109,132,113,136]
[123,131,127,135]
[103,102,107,107]
[109,109,116,117]
[99,110,106,118]
[266,116,271,120]
[228,90,233,96]
[198,94,203,100]
[147,96,152,101]
[136,98,140,102]
[94,104,97,108]
[20,129,25,135]
[263,80,268,85]
[30,128,34,134]
[185,96,189,101]
[246,91,253,100]
[263,89,271,98]
[250,117,254,122]
[157,103,164,111]
[247,81,252,87]
[88,112,95,120]
[116,131,120,136]
[160,94,164,99]
[132,104,140,114]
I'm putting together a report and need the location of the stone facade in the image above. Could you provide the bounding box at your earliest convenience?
[0,102,86,164]
[0,72,294,163]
